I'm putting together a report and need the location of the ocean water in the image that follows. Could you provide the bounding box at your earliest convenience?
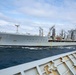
[0,46,76,70]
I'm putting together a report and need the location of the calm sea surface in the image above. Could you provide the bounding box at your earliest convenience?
[0,46,76,69]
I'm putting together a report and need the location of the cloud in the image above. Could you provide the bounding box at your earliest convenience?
[0,20,9,25]
[0,0,76,35]
[15,0,56,18]
[13,0,76,24]
[0,12,17,24]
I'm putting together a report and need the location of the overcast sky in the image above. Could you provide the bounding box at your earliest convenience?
[0,0,76,35]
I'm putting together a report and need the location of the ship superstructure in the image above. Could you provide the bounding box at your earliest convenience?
[67,29,76,41]
[0,25,76,47]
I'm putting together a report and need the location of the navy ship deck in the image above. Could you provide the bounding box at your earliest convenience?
[0,51,76,75]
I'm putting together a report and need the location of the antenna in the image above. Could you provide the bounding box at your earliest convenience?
[39,27,43,36]
[48,25,55,36]
[15,24,19,33]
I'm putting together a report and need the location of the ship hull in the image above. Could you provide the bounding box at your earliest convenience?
[0,32,76,47]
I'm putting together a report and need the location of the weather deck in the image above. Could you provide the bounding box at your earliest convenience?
[0,51,76,75]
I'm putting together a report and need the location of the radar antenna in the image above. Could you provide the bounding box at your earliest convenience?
[15,24,19,33]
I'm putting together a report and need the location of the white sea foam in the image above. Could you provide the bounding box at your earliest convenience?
[65,47,74,49]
